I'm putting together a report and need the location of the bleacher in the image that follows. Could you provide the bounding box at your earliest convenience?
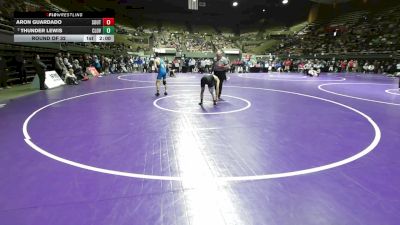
[24,0,67,12]
[0,0,137,86]
[1,0,398,89]
[329,10,369,27]
[0,43,57,84]
[192,25,216,35]
[272,1,400,58]
[0,19,13,32]
[162,22,187,33]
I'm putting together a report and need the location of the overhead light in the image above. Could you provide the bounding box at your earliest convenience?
[262,9,266,12]
[232,1,238,7]
[192,0,196,2]
[282,0,288,5]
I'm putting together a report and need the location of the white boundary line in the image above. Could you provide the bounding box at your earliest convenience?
[153,94,251,115]
[318,83,400,106]
[23,85,381,181]
[237,73,346,82]
[385,88,400,96]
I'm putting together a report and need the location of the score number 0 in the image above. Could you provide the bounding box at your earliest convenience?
[102,18,115,26]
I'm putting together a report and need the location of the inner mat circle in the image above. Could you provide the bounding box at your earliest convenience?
[153,94,251,114]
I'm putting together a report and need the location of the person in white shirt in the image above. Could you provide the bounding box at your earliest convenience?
[200,59,206,73]
[189,58,196,72]
[304,61,312,75]
[308,62,320,77]
[396,61,400,74]
[65,68,78,85]
[63,53,73,69]
[368,64,375,73]
[396,61,400,88]
[363,62,369,73]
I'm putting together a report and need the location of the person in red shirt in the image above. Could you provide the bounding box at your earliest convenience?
[298,61,305,73]
[340,60,347,73]
[347,60,354,72]
[284,59,292,72]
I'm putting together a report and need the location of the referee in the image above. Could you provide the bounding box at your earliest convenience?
[213,50,230,100]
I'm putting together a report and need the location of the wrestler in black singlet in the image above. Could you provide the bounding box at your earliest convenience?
[201,74,215,88]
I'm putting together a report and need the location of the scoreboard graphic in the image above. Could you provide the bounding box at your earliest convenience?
[13,12,115,42]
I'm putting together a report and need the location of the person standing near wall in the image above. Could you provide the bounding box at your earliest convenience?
[0,55,10,89]
[15,51,27,84]
[33,54,47,90]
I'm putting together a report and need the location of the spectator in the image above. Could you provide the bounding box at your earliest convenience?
[63,52,73,69]
[189,58,196,72]
[0,55,10,89]
[92,55,102,73]
[33,54,47,90]
[65,68,78,85]
[72,59,88,81]
[284,59,292,72]
[55,52,66,78]
[15,51,27,84]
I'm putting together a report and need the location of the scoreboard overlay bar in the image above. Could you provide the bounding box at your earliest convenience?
[14,18,110,26]
[13,12,115,43]
[14,35,114,42]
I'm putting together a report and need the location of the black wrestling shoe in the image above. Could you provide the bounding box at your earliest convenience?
[198,102,203,106]
[164,92,168,95]
[213,100,217,105]
[155,92,160,96]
